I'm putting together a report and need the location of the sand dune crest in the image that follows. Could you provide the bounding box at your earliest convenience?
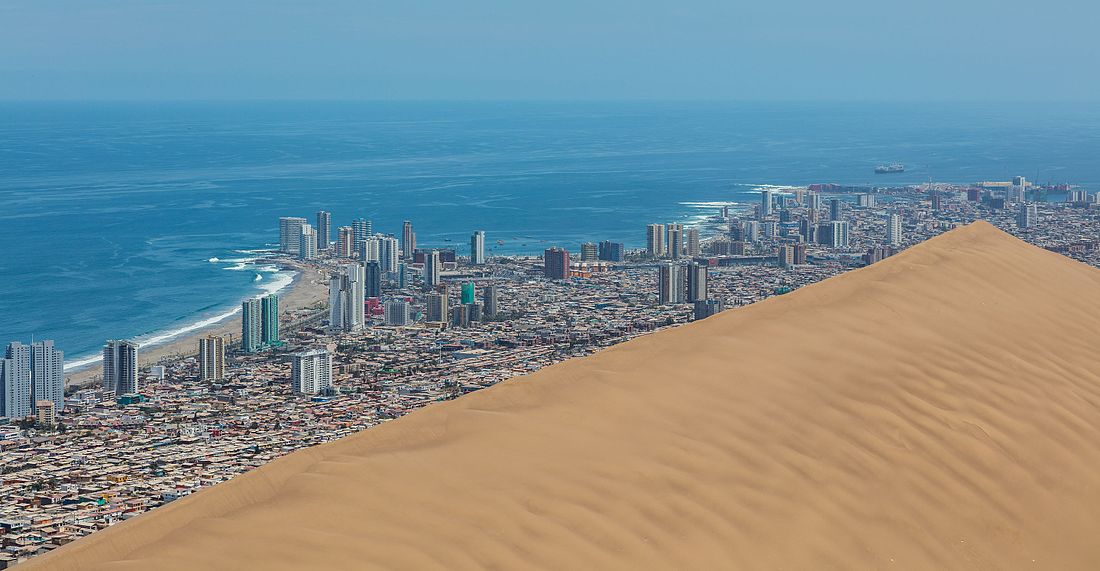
[23,221,1100,570]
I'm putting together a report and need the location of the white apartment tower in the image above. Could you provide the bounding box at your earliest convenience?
[299,224,318,260]
[646,224,666,258]
[329,264,366,332]
[291,348,332,395]
[1,342,32,419]
[886,213,902,246]
[471,230,486,265]
[658,263,685,305]
[198,336,226,381]
[30,340,64,412]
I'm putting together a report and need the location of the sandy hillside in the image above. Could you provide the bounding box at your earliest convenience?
[23,221,1100,570]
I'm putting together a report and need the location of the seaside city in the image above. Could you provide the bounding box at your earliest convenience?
[3,176,1099,566]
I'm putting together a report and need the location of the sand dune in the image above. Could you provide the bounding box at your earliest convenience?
[24,221,1100,570]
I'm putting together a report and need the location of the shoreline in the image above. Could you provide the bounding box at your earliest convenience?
[64,261,328,388]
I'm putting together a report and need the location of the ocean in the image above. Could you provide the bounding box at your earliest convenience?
[2,101,1099,369]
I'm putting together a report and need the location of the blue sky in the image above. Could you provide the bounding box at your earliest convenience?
[0,0,1095,101]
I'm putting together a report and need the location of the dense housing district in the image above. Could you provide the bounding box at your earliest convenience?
[3,178,1099,567]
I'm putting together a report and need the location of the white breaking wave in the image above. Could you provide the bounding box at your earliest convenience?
[208,257,220,263]
[258,271,294,295]
[254,273,263,282]
[63,268,298,372]
[224,263,249,271]
[679,201,742,208]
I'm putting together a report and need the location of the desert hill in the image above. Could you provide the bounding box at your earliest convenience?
[22,221,1100,570]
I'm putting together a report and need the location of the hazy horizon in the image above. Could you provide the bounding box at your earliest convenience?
[2,0,1097,102]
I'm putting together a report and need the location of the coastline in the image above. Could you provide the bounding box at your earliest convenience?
[64,261,328,388]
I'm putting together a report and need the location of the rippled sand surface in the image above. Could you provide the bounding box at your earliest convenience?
[26,221,1100,570]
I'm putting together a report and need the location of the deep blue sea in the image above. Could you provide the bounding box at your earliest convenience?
[2,101,1100,369]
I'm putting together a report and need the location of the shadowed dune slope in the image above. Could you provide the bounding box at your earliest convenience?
[23,221,1100,570]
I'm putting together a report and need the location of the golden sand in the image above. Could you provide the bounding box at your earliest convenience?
[25,222,1100,570]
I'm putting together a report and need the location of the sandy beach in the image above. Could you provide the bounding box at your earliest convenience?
[27,221,1100,570]
[64,261,328,388]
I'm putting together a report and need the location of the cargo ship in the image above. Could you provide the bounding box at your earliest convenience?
[875,163,905,174]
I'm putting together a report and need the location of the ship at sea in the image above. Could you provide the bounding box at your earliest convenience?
[875,163,905,174]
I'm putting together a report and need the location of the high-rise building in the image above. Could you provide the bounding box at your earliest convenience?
[315,211,331,251]
[807,192,821,211]
[1,342,31,419]
[35,400,56,427]
[667,223,684,259]
[466,303,482,323]
[329,264,365,332]
[931,191,943,212]
[30,340,64,412]
[360,238,380,264]
[1018,203,1037,229]
[693,299,725,321]
[857,194,876,208]
[886,213,902,246]
[686,262,708,302]
[461,282,475,305]
[376,235,400,273]
[685,228,701,257]
[598,241,625,262]
[793,243,808,265]
[423,250,442,289]
[471,230,486,265]
[646,224,666,258]
[279,217,308,254]
[261,294,279,347]
[580,242,598,262]
[743,220,761,243]
[778,244,795,269]
[103,340,139,395]
[658,263,685,304]
[336,226,355,258]
[829,199,842,222]
[760,189,774,218]
[364,261,383,299]
[384,301,411,326]
[299,224,318,260]
[352,219,372,250]
[242,298,263,353]
[198,336,225,381]
[401,221,416,259]
[799,219,817,243]
[543,247,570,280]
[483,284,499,319]
[426,291,448,322]
[828,220,850,248]
[397,262,408,289]
[451,305,470,328]
[290,348,332,395]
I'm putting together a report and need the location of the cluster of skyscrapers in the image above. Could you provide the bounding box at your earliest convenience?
[646,223,701,259]
[1,340,65,420]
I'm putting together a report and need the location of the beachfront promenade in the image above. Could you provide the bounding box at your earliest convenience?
[4,181,1100,564]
